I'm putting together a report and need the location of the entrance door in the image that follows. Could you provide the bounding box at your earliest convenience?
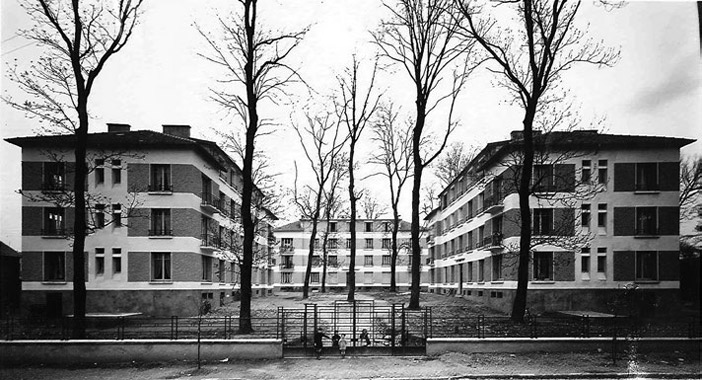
[46,292,63,318]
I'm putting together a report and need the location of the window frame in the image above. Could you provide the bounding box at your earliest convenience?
[151,252,172,282]
[43,251,66,282]
[635,251,659,281]
[532,251,554,281]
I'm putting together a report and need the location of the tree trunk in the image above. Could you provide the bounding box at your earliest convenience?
[347,147,357,302]
[408,110,426,309]
[303,218,319,299]
[511,105,536,323]
[71,104,89,339]
[390,209,400,292]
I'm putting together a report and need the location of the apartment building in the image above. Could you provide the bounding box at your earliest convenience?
[273,219,429,291]
[6,124,276,317]
[426,130,693,314]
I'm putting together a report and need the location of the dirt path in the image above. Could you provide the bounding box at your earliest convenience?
[2,351,700,379]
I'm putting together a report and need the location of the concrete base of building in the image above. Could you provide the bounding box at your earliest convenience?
[428,286,682,316]
[0,339,282,365]
[19,287,274,318]
[426,337,702,357]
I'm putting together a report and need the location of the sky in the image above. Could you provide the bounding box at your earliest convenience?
[1,0,700,251]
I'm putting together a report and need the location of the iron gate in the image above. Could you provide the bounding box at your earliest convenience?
[277,301,429,356]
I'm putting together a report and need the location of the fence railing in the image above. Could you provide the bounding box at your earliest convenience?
[2,309,699,341]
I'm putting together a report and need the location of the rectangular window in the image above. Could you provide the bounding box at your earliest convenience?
[346,239,352,249]
[43,162,65,191]
[492,255,503,281]
[281,238,293,248]
[44,207,65,235]
[382,238,391,249]
[112,168,121,185]
[533,164,554,192]
[468,200,474,218]
[150,209,171,236]
[467,231,473,250]
[365,222,373,232]
[533,252,553,281]
[581,204,591,227]
[382,255,391,266]
[327,238,338,249]
[314,239,320,249]
[281,272,292,284]
[477,260,485,282]
[44,251,66,281]
[636,207,658,235]
[635,251,658,281]
[365,238,374,249]
[95,248,105,275]
[151,253,171,281]
[598,160,608,185]
[95,158,105,185]
[311,272,320,283]
[218,259,225,282]
[597,255,606,274]
[311,256,321,266]
[112,204,122,227]
[636,163,658,191]
[364,255,373,266]
[95,204,105,228]
[202,256,213,282]
[533,209,553,235]
[328,255,338,266]
[467,262,474,282]
[383,222,390,232]
[112,248,122,274]
[597,204,607,228]
[150,164,171,191]
[329,222,337,232]
[581,255,590,274]
[582,160,591,183]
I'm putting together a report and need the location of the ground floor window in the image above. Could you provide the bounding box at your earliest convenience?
[635,251,658,281]
[44,251,66,281]
[533,252,553,281]
[477,260,485,282]
[311,272,320,283]
[281,272,292,283]
[202,256,213,282]
[151,252,171,281]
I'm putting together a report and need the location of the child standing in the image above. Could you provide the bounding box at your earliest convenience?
[338,333,347,359]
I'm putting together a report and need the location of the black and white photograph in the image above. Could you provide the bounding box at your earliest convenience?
[0,0,700,379]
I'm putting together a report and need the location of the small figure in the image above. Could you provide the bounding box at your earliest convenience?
[313,328,328,359]
[331,330,341,348]
[338,333,347,358]
[359,328,371,347]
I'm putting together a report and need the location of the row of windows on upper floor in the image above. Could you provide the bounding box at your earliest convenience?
[430,205,678,261]
[278,254,414,270]
[32,161,253,209]
[436,161,678,234]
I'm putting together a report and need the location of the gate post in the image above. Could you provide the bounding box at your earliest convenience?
[401,304,406,351]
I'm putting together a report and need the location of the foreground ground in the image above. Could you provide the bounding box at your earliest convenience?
[2,351,700,379]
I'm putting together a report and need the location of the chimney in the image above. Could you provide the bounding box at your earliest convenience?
[162,125,191,138]
[107,123,131,133]
[510,130,543,140]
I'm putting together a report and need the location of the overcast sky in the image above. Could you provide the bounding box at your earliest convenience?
[1,0,700,251]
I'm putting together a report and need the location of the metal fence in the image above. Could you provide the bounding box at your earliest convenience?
[2,307,699,341]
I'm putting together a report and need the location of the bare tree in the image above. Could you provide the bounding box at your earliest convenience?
[198,0,308,333]
[434,141,477,186]
[4,0,144,338]
[373,0,477,308]
[336,57,382,302]
[455,0,619,321]
[369,103,414,292]
[320,161,348,292]
[360,190,390,220]
[680,155,702,221]
[293,112,347,299]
